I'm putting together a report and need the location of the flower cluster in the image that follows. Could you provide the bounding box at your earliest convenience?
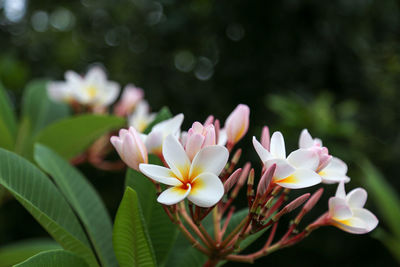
[110,102,378,264]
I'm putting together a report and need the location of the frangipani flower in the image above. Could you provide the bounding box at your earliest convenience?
[110,127,148,171]
[253,131,321,189]
[143,113,184,155]
[318,157,350,184]
[139,135,228,207]
[184,122,216,161]
[299,129,332,171]
[328,182,378,234]
[114,85,144,116]
[48,66,120,109]
[224,104,250,146]
[128,100,156,132]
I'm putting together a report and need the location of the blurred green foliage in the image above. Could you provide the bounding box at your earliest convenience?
[0,0,399,266]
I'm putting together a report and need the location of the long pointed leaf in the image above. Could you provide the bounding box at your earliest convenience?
[0,148,98,267]
[113,187,156,267]
[35,114,125,160]
[14,249,88,267]
[34,144,118,267]
[0,239,60,267]
[125,156,178,267]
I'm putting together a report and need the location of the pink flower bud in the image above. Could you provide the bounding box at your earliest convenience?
[184,121,216,160]
[114,85,144,116]
[110,127,148,171]
[225,104,250,146]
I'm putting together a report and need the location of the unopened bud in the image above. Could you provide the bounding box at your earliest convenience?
[257,164,276,197]
[303,188,324,212]
[230,162,251,198]
[224,168,242,193]
[231,149,242,166]
[273,193,310,221]
[225,104,250,145]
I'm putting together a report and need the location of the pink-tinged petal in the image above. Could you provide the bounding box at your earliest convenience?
[275,168,321,189]
[299,129,314,148]
[346,188,367,209]
[152,113,184,137]
[265,159,295,180]
[129,127,148,163]
[203,125,216,146]
[190,145,229,178]
[335,181,346,199]
[260,126,270,151]
[139,164,182,186]
[185,133,205,161]
[163,135,191,180]
[253,136,272,163]
[121,132,147,170]
[157,185,191,205]
[270,131,286,159]
[225,104,250,144]
[319,171,350,184]
[188,172,224,207]
[110,136,123,155]
[329,197,352,220]
[287,149,319,171]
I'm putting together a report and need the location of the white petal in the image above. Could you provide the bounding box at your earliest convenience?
[218,129,228,146]
[270,131,286,159]
[187,172,224,207]
[320,171,350,184]
[65,70,82,84]
[265,159,295,180]
[287,149,319,171]
[346,188,367,209]
[139,164,182,186]
[299,129,314,148]
[145,131,163,155]
[335,181,346,199]
[329,197,352,220]
[152,114,184,138]
[275,168,321,189]
[157,185,191,205]
[100,81,120,106]
[86,66,107,83]
[253,136,272,163]
[323,157,348,174]
[163,135,191,180]
[190,145,229,178]
[332,208,378,234]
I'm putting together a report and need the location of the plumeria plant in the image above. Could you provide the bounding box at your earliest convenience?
[0,64,379,266]
[110,103,378,266]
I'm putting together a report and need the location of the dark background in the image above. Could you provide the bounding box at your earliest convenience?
[0,0,399,266]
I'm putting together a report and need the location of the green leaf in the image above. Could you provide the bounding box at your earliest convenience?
[0,239,61,267]
[0,148,98,267]
[143,107,172,134]
[21,79,70,136]
[14,249,88,267]
[35,114,125,160]
[125,156,179,267]
[34,144,118,267]
[0,82,17,150]
[361,159,400,239]
[113,187,156,267]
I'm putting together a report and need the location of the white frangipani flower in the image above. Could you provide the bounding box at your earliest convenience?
[253,131,321,189]
[47,66,120,109]
[143,113,184,155]
[328,182,378,234]
[128,100,156,132]
[139,135,228,207]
